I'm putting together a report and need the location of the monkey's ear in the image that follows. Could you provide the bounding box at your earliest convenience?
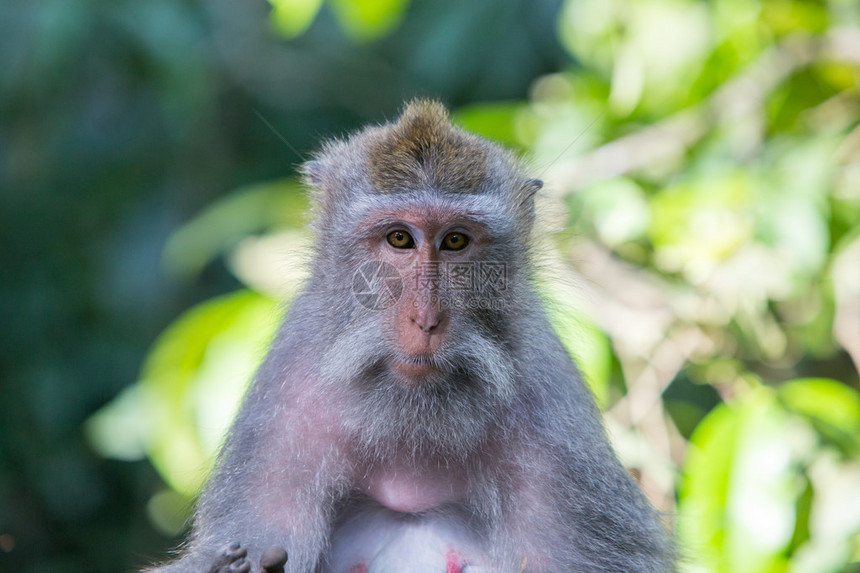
[302,160,326,188]
[524,178,543,196]
[520,178,542,208]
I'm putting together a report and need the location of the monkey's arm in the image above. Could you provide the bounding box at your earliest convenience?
[496,324,675,572]
[144,310,355,572]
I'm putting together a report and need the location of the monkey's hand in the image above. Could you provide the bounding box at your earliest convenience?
[206,543,287,573]
[207,542,249,573]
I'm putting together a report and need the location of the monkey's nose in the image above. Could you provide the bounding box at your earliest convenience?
[411,307,444,334]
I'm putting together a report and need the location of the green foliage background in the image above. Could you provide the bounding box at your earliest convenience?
[2,0,859,571]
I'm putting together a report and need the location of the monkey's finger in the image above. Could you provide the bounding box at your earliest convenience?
[207,542,248,573]
[260,546,288,572]
[229,557,251,573]
[225,542,248,561]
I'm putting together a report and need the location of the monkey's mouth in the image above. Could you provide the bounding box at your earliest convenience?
[389,353,444,379]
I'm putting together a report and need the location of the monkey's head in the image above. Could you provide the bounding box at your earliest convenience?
[302,100,542,455]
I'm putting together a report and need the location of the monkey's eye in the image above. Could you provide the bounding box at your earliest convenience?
[386,230,415,249]
[441,232,469,251]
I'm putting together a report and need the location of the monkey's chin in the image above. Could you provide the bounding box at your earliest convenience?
[389,354,442,382]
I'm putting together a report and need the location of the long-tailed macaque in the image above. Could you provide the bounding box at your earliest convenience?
[145,100,674,572]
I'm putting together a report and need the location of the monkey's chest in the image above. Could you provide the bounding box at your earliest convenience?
[360,464,467,514]
[323,466,487,572]
[325,504,487,573]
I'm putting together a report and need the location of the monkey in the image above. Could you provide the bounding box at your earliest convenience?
[144,99,675,572]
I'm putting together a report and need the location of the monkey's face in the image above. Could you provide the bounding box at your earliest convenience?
[316,197,519,457]
[359,202,494,385]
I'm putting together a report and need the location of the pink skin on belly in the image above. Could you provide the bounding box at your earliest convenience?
[348,564,367,573]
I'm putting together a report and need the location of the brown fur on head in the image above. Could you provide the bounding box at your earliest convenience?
[303,98,541,242]
[364,99,489,194]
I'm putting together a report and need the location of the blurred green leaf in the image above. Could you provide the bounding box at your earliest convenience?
[649,172,753,273]
[779,378,860,455]
[268,0,325,38]
[762,0,828,35]
[679,386,805,573]
[754,138,835,280]
[559,0,713,116]
[789,479,814,554]
[575,178,650,247]
[163,178,308,279]
[85,384,150,462]
[328,0,410,42]
[146,488,192,537]
[677,388,740,569]
[87,290,283,496]
[544,293,612,409]
[142,290,281,495]
[452,101,529,150]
